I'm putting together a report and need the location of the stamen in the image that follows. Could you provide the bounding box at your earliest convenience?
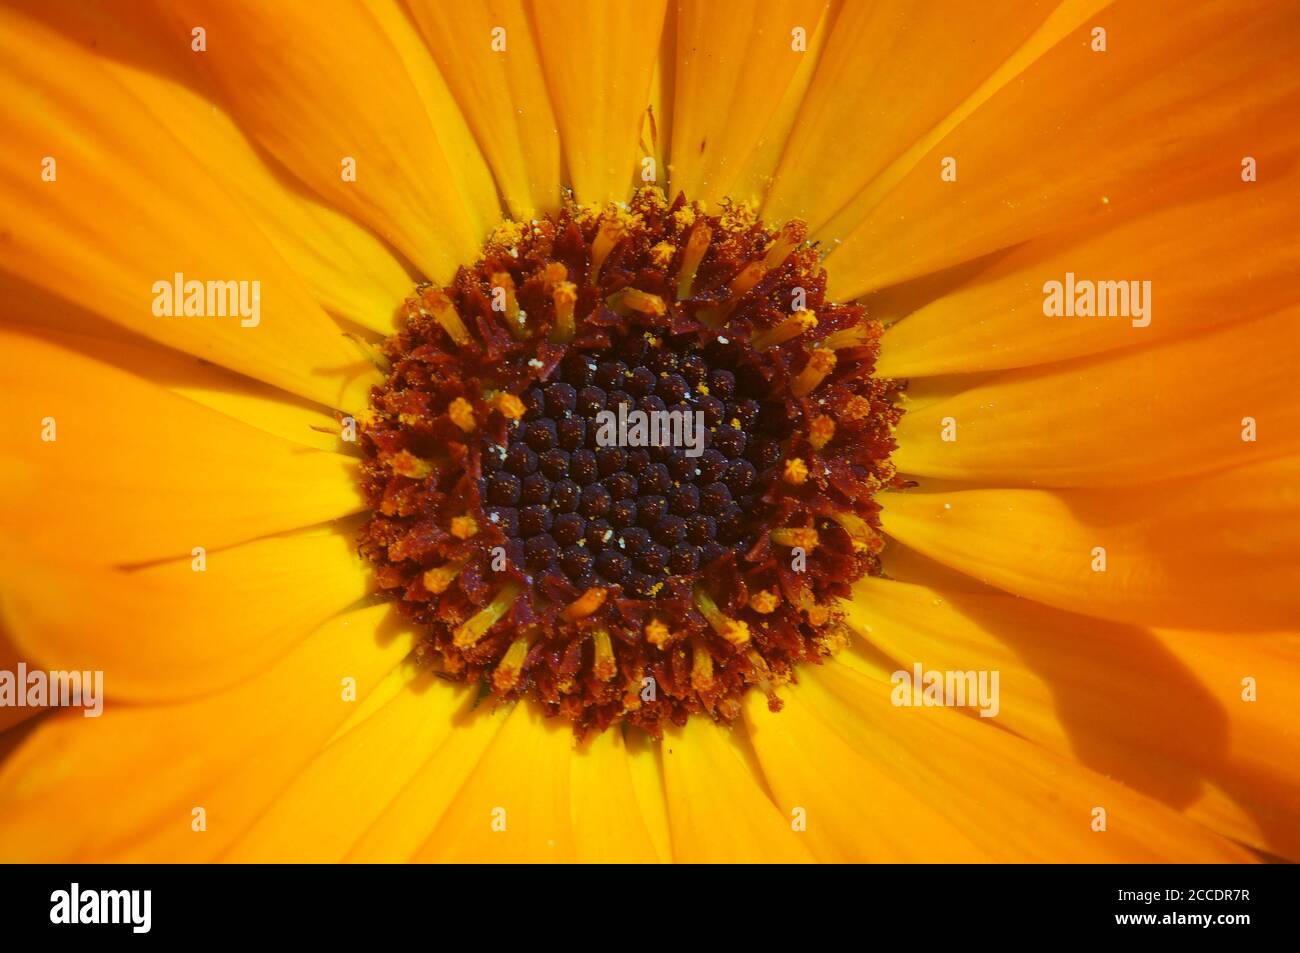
[422,287,473,347]
[422,559,465,595]
[749,589,779,614]
[690,639,715,692]
[751,311,817,351]
[490,272,527,340]
[453,582,522,648]
[694,587,751,646]
[676,222,712,299]
[607,287,667,316]
[770,527,819,550]
[492,634,532,693]
[562,586,607,621]
[591,627,617,682]
[550,280,578,342]
[821,321,881,350]
[590,216,627,284]
[791,348,837,397]
[762,221,804,270]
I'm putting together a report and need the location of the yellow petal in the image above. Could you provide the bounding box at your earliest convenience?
[225,677,479,862]
[404,0,561,220]
[10,0,415,335]
[0,8,380,409]
[879,167,1300,378]
[825,0,1300,298]
[344,701,510,862]
[742,679,985,861]
[796,662,1255,861]
[568,726,664,862]
[159,0,500,282]
[1,526,371,702]
[6,290,344,452]
[0,603,415,862]
[411,702,577,862]
[668,0,831,210]
[846,575,1300,860]
[878,453,1300,629]
[0,328,363,565]
[530,0,669,204]
[661,717,814,862]
[893,306,1300,487]
[764,0,1077,233]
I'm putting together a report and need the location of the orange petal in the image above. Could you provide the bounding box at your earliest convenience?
[846,575,1300,860]
[878,166,1300,378]
[225,677,480,862]
[661,716,814,862]
[793,662,1255,861]
[411,702,578,862]
[0,328,362,565]
[826,0,1300,298]
[568,725,664,862]
[1,526,371,702]
[6,290,344,452]
[764,0,1072,233]
[742,680,985,861]
[344,701,510,862]
[878,453,1300,629]
[530,0,669,204]
[0,603,415,862]
[668,0,832,210]
[892,306,1300,487]
[158,0,500,282]
[8,0,415,335]
[404,0,562,220]
[0,8,380,409]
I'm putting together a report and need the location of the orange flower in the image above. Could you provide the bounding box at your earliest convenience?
[1,0,1298,864]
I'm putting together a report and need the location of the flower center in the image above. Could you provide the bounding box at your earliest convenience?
[358,187,902,735]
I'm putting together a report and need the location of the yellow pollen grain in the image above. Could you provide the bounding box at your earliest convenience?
[782,457,809,485]
[492,393,525,420]
[448,397,475,432]
[422,559,464,595]
[450,515,478,539]
[541,261,568,291]
[842,395,872,421]
[645,618,671,647]
[809,415,835,449]
[721,620,751,646]
[390,450,432,480]
[749,589,779,614]
[650,241,675,268]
